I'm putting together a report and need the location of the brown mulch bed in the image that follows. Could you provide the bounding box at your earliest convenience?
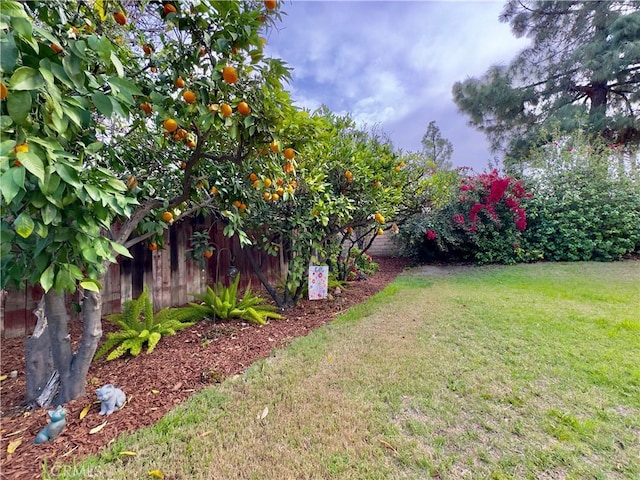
[0,257,409,480]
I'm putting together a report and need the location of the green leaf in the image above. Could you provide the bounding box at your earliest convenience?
[1,167,24,204]
[110,51,124,77]
[41,203,59,225]
[0,1,28,18]
[14,211,34,238]
[55,161,82,188]
[40,264,55,292]
[81,247,98,263]
[54,266,77,292]
[91,92,113,117]
[0,115,13,130]
[17,151,45,182]
[11,16,32,39]
[84,184,100,201]
[110,240,132,258]
[0,31,18,73]
[7,90,31,124]
[80,279,101,292]
[85,141,104,154]
[9,66,44,90]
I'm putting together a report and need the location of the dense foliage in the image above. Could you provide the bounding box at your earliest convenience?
[518,130,640,261]
[399,129,640,265]
[398,169,532,265]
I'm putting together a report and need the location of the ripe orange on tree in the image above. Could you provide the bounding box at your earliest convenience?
[377,228,384,236]
[276,187,284,196]
[269,139,280,153]
[199,47,207,57]
[0,82,8,100]
[163,118,178,132]
[162,211,174,222]
[163,3,177,16]
[237,101,251,116]
[142,44,153,55]
[149,242,158,251]
[203,250,214,259]
[51,43,63,54]
[249,172,258,182]
[210,186,218,195]
[374,213,385,224]
[185,139,196,148]
[113,11,127,25]
[139,102,152,115]
[174,128,188,141]
[174,76,185,88]
[272,193,280,201]
[264,0,277,10]
[239,203,247,212]
[182,90,196,104]
[222,66,238,84]
[263,192,272,201]
[220,103,233,117]
[180,161,187,170]
[263,178,272,188]
[233,200,242,208]
[283,161,294,174]
[283,148,295,160]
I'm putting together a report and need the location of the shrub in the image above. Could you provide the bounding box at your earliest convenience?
[398,169,533,264]
[519,131,640,261]
[96,286,199,361]
[185,274,283,325]
[330,246,379,281]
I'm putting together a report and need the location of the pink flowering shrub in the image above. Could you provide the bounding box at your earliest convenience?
[397,168,534,264]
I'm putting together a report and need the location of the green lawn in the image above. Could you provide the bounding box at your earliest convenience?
[51,261,640,479]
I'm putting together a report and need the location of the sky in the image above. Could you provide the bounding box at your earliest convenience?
[264,0,531,171]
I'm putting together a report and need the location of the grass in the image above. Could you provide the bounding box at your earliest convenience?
[50,261,640,479]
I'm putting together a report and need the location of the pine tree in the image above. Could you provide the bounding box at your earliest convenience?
[453,1,640,161]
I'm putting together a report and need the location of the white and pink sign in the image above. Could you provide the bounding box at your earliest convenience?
[308,265,329,300]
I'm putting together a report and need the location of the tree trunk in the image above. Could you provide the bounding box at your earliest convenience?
[245,247,286,307]
[23,287,104,406]
[24,297,55,406]
[66,288,103,403]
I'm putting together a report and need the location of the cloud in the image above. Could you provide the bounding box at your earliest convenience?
[266,0,529,170]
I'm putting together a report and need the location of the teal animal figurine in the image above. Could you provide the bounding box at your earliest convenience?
[33,405,67,444]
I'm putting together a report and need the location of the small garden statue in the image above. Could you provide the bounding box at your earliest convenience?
[96,384,126,415]
[33,405,67,444]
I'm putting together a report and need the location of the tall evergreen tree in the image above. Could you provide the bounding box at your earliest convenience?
[452,1,640,161]
[420,120,453,170]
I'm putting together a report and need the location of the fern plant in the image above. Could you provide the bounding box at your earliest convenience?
[95,286,200,361]
[186,274,283,326]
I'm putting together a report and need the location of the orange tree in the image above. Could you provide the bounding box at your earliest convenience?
[228,107,410,305]
[0,0,293,405]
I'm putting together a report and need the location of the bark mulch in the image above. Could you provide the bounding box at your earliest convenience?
[0,257,409,480]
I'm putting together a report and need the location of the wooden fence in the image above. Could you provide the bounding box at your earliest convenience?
[1,218,282,338]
